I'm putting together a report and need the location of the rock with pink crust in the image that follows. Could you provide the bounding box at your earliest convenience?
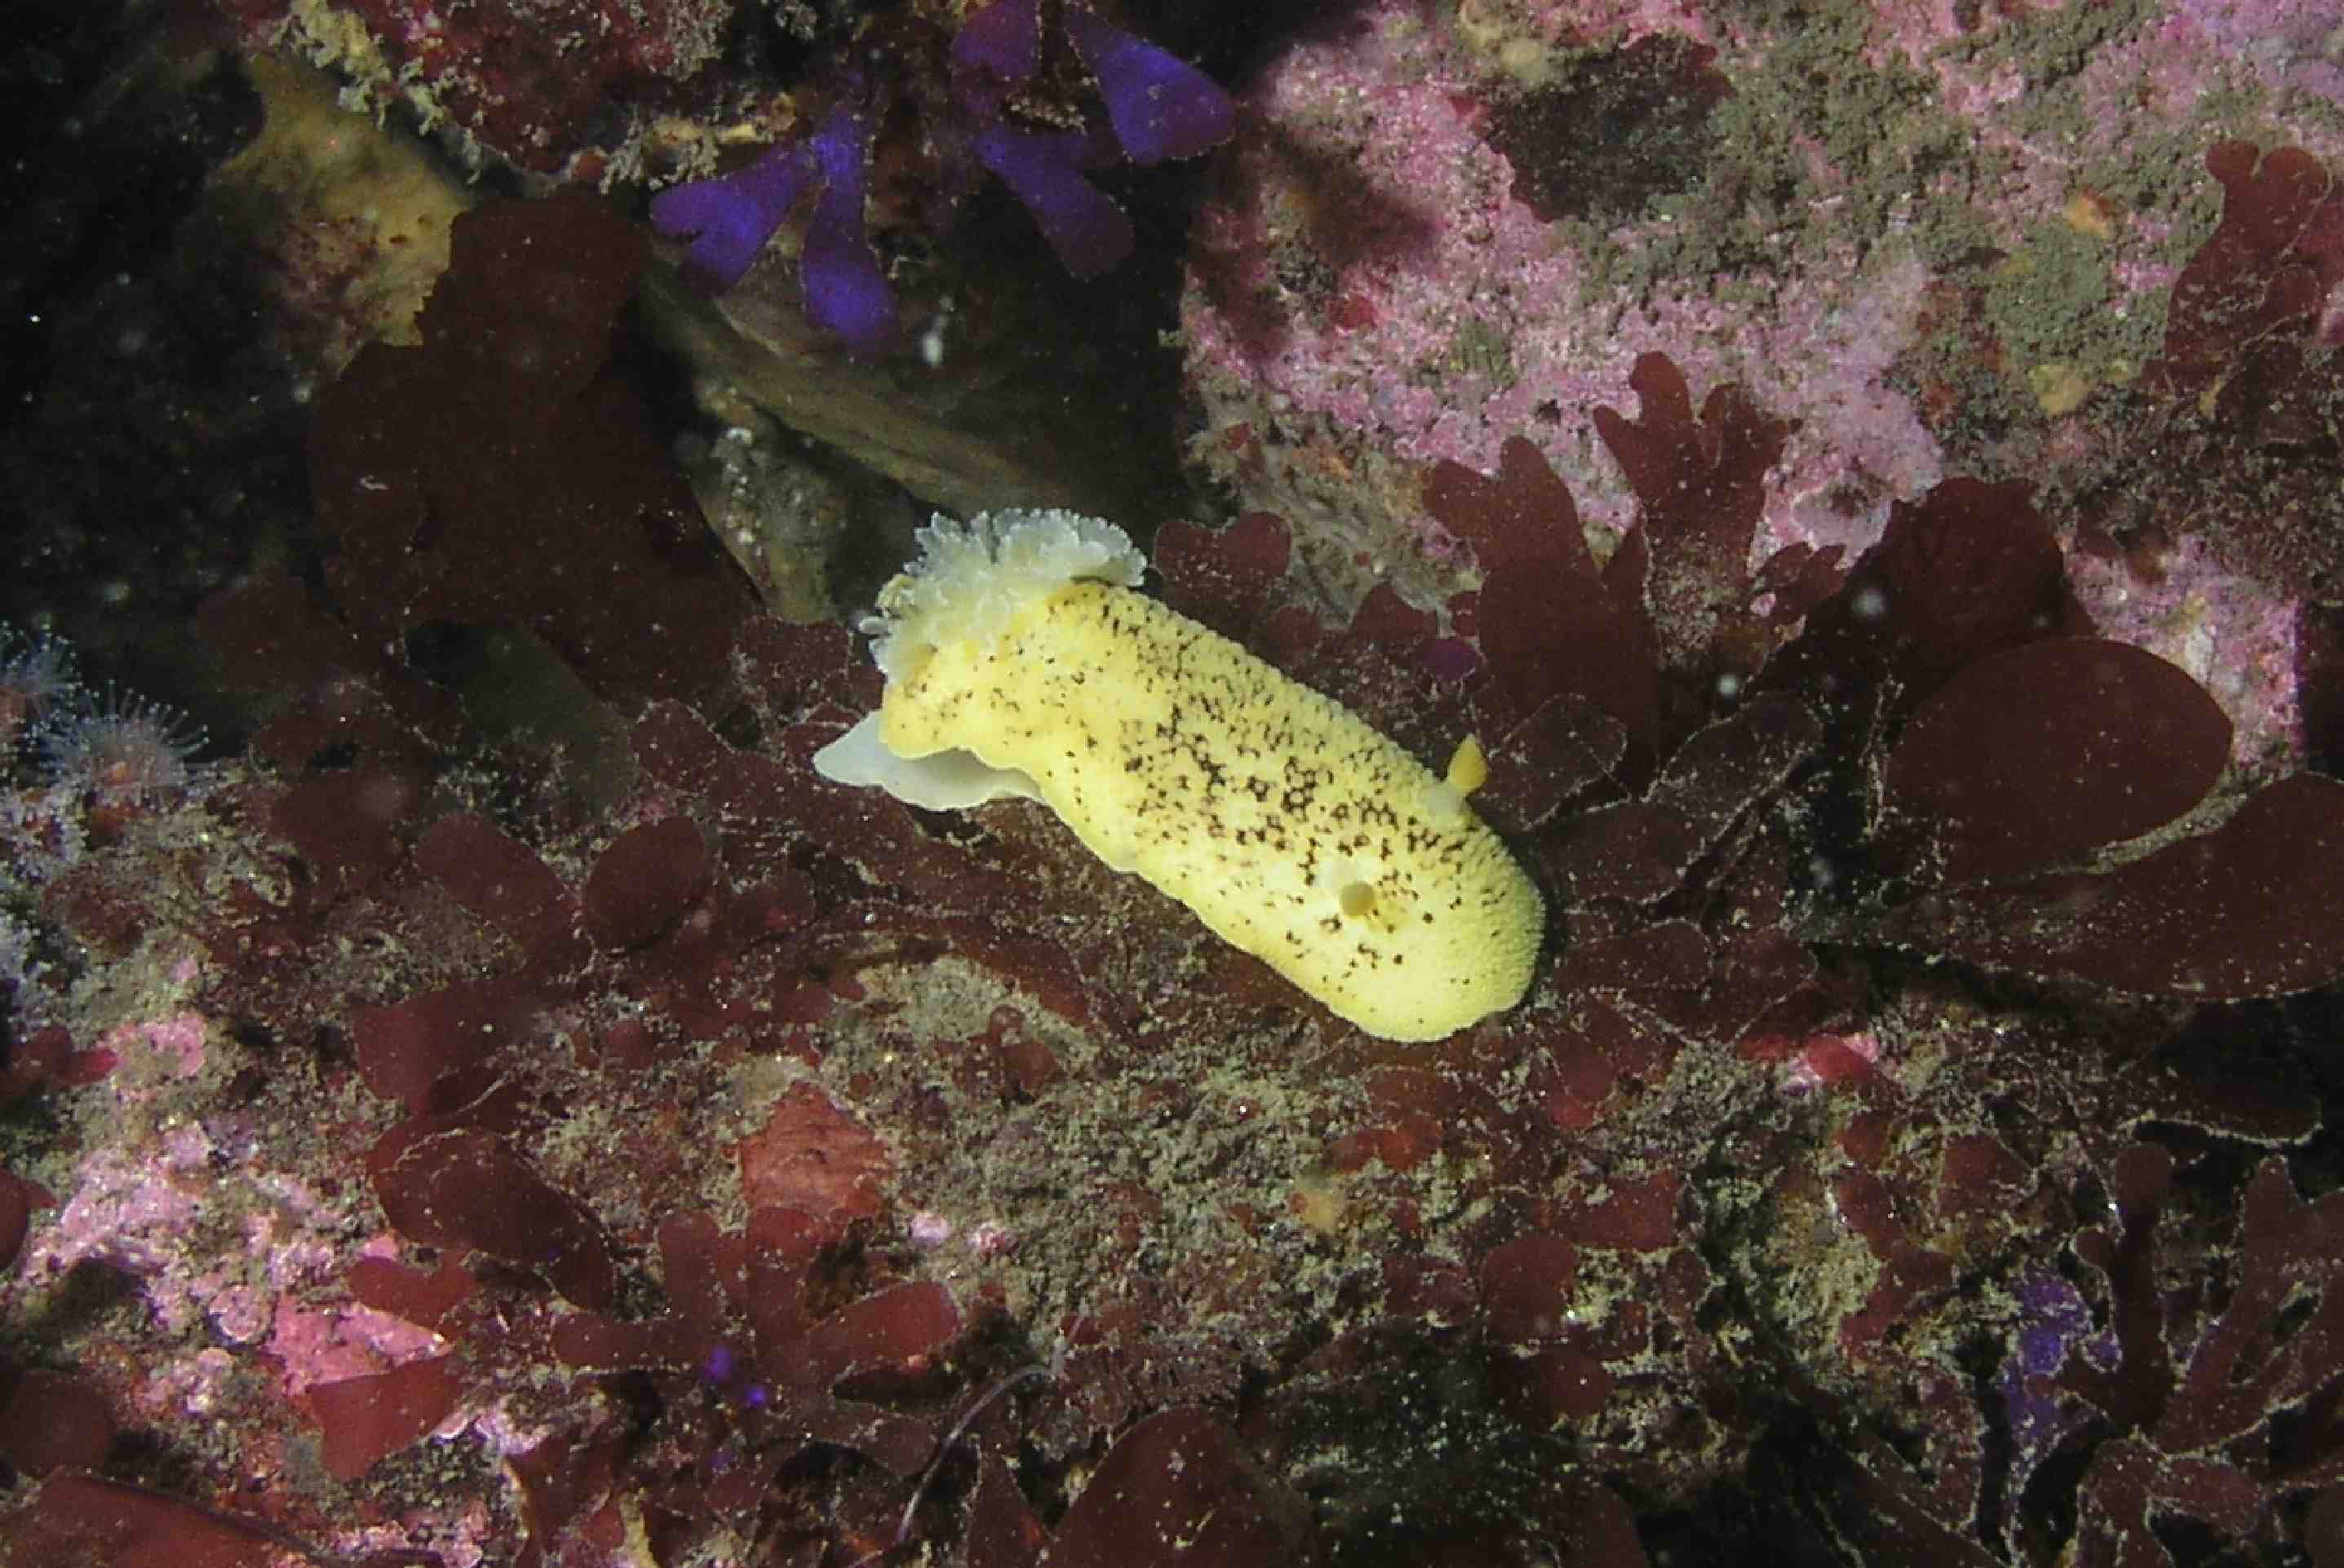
[1179,0,2344,694]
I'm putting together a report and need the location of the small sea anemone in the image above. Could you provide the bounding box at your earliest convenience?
[35,687,206,804]
[0,626,79,748]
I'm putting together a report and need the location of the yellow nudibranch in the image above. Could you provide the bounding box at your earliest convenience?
[813,510,1545,1041]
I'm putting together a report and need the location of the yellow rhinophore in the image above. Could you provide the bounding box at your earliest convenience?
[813,511,1544,1041]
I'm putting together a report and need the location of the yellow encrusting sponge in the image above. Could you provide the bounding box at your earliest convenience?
[813,510,1545,1042]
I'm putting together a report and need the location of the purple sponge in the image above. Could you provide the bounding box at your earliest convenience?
[1061,2,1234,166]
[650,97,895,351]
[648,144,807,295]
[970,123,1134,278]
[652,0,1234,343]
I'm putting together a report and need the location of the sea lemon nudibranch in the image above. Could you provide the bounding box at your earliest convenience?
[813,510,1545,1042]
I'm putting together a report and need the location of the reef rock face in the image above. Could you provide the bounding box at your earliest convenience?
[9,3,2344,1563]
[9,199,2344,1556]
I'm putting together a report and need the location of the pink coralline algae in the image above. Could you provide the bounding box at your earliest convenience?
[1179,0,2344,729]
[9,157,2344,1567]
